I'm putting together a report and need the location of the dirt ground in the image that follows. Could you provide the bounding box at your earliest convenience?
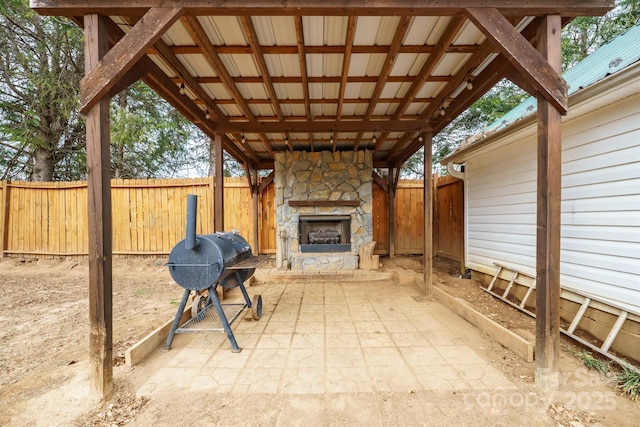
[0,255,637,426]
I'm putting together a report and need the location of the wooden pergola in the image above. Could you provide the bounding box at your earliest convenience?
[31,0,613,398]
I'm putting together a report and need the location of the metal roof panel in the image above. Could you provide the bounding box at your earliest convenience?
[201,83,231,100]
[178,54,218,78]
[404,16,442,45]
[161,21,194,46]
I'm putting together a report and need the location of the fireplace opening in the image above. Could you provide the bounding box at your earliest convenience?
[299,215,351,253]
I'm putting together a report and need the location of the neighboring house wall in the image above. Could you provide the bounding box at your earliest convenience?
[464,92,640,316]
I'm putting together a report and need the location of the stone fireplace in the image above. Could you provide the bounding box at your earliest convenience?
[274,150,373,271]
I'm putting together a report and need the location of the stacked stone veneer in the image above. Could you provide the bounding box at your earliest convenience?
[274,150,373,271]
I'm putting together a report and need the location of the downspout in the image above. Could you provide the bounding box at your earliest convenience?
[447,162,465,180]
[445,162,470,278]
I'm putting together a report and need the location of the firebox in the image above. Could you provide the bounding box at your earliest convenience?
[299,215,351,253]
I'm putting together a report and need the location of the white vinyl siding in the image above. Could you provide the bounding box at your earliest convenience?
[465,94,640,314]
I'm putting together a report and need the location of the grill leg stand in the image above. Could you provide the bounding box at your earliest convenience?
[209,284,242,352]
[237,272,252,308]
[164,289,190,350]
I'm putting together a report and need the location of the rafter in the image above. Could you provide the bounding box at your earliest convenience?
[373,15,466,152]
[239,15,290,151]
[354,16,411,150]
[181,16,274,155]
[294,16,314,152]
[98,16,257,166]
[336,18,357,117]
[123,16,227,123]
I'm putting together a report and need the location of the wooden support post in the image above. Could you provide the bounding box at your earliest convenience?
[208,175,215,232]
[535,14,563,391]
[0,181,7,258]
[214,133,224,232]
[423,132,433,295]
[84,14,113,399]
[388,167,396,258]
[252,169,259,253]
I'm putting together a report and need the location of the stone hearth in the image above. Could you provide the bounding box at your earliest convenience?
[274,150,373,271]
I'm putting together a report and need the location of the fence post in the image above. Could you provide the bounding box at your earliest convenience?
[0,181,6,258]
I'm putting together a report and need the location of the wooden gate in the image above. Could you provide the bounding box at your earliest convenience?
[434,174,464,264]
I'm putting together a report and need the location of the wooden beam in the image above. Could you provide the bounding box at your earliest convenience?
[535,14,563,391]
[371,171,388,193]
[84,13,113,399]
[258,171,275,195]
[190,75,451,84]
[80,7,184,114]
[31,1,615,17]
[213,119,429,134]
[166,43,481,55]
[465,8,568,114]
[423,131,433,295]
[431,286,534,362]
[214,133,224,232]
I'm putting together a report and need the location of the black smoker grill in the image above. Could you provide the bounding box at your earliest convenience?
[164,194,266,352]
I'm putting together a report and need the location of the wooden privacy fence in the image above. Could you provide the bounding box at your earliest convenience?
[0,176,462,258]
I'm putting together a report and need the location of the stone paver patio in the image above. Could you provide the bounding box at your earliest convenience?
[133,278,516,397]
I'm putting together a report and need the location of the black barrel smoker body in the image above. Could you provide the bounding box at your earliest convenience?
[164,195,263,352]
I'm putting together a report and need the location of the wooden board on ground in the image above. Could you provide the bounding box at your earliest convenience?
[432,285,535,362]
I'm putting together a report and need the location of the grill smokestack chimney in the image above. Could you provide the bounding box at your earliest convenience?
[185,194,199,250]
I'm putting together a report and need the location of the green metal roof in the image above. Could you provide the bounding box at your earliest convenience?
[486,23,640,133]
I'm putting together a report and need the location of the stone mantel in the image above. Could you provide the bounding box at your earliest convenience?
[288,200,360,207]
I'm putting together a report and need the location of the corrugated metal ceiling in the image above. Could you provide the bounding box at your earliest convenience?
[90,8,561,168]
